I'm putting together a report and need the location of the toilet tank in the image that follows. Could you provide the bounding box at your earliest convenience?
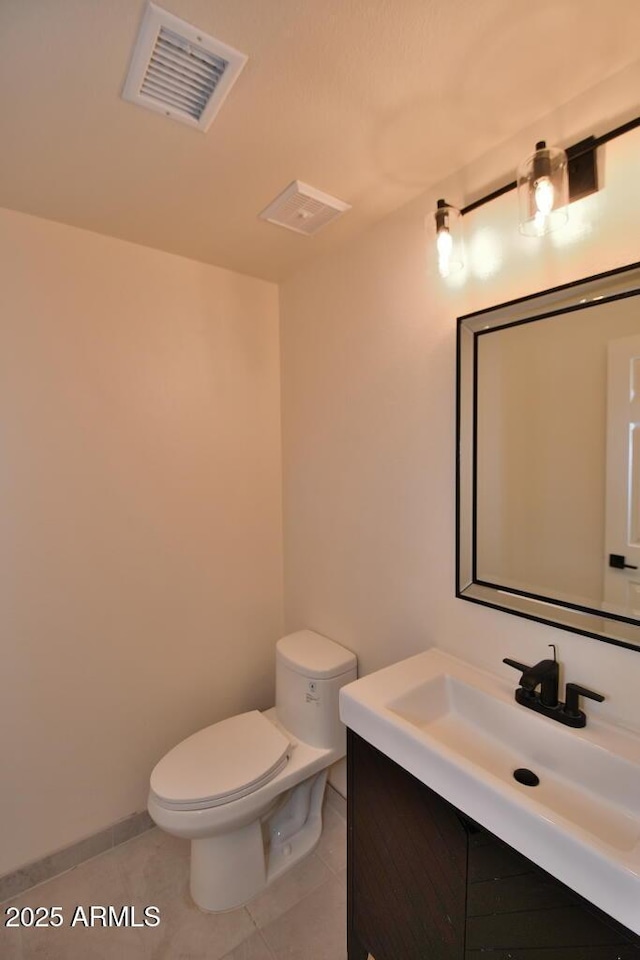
[275,630,357,752]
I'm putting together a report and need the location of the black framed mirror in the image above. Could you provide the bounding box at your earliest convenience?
[457,261,640,651]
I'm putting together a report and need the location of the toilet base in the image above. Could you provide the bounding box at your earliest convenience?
[189,770,328,912]
[267,769,327,884]
[191,819,266,911]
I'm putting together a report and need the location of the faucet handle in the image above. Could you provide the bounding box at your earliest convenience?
[564,682,605,719]
[503,657,531,674]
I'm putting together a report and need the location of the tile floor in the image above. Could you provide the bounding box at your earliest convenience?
[0,790,349,960]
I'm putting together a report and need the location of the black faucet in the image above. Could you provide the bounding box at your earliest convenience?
[516,657,559,708]
[503,645,604,728]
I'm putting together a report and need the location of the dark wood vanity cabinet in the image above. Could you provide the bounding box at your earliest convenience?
[347,731,640,960]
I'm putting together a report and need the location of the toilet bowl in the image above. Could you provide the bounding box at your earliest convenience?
[148,630,357,911]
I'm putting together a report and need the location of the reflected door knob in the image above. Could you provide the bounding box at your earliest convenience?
[609,553,638,570]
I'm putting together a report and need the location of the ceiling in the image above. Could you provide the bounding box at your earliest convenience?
[1,0,639,282]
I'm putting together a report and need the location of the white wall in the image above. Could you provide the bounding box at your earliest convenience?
[0,209,283,875]
[280,62,640,734]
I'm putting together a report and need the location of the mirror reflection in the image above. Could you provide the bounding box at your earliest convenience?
[457,262,640,650]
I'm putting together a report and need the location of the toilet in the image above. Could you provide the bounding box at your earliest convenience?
[147,630,357,912]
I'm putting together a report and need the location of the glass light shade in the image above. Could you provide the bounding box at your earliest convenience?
[434,199,464,276]
[517,141,569,237]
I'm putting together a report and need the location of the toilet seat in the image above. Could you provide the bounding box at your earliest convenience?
[150,711,291,811]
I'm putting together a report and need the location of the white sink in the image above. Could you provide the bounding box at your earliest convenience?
[339,649,640,935]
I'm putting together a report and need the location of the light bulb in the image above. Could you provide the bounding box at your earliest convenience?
[533,210,546,235]
[518,142,569,236]
[534,176,555,216]
[433,199,463,277]
[437,228,453,259]
[437,229,453,276]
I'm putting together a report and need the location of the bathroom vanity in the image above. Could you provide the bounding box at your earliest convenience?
[339,650,640,960]
[346,731,640,959]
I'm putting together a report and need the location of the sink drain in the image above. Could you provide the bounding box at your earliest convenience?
[513,768,540,787]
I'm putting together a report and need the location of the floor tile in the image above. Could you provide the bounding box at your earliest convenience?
[16,850,146,960]
[260,877,347,960]
[246,853,331,929]
[21,915,146,960]
[135,889,256,960]
[112,828,189,903]
[219,929,276,960]
[0,909,24,960]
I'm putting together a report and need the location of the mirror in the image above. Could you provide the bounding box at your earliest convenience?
[457,261,640,651]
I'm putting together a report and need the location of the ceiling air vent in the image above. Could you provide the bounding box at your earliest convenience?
[122,2,247,131]
[259,181,351,236]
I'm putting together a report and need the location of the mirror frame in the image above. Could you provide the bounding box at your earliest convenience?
[456,260,640,652]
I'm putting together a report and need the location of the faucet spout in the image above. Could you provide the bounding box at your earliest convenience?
[519,658,559,708]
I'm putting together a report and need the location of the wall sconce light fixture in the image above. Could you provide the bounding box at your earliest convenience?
[432,114,638,274]
[434,199,464,277]
[517,140,569,236]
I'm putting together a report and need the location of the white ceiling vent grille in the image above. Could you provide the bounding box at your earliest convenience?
[259,181,351,236]
[122,3,247,132]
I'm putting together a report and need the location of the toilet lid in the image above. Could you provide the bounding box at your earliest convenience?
[150,711,290,810]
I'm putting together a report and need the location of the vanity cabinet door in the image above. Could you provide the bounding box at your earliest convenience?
[347,730,467,960]
[466,824,640,959]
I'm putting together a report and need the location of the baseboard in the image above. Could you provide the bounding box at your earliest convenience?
[328,756,347,797]
[0,810,154,904]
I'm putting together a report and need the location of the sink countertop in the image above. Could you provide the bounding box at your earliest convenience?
[339,648,640,935]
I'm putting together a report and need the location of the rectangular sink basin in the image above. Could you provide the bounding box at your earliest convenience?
[340,649,640,935]
[389,673,640,852]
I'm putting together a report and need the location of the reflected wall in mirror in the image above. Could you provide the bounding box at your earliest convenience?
[457,261,640,651]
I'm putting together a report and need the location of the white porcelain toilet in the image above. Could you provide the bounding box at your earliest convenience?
[147,629,357,912]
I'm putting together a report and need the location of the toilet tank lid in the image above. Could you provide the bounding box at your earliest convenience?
[277,630,357,679]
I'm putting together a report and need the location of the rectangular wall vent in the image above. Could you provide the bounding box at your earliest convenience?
[259,181,351,236]
[122,2,247,131]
